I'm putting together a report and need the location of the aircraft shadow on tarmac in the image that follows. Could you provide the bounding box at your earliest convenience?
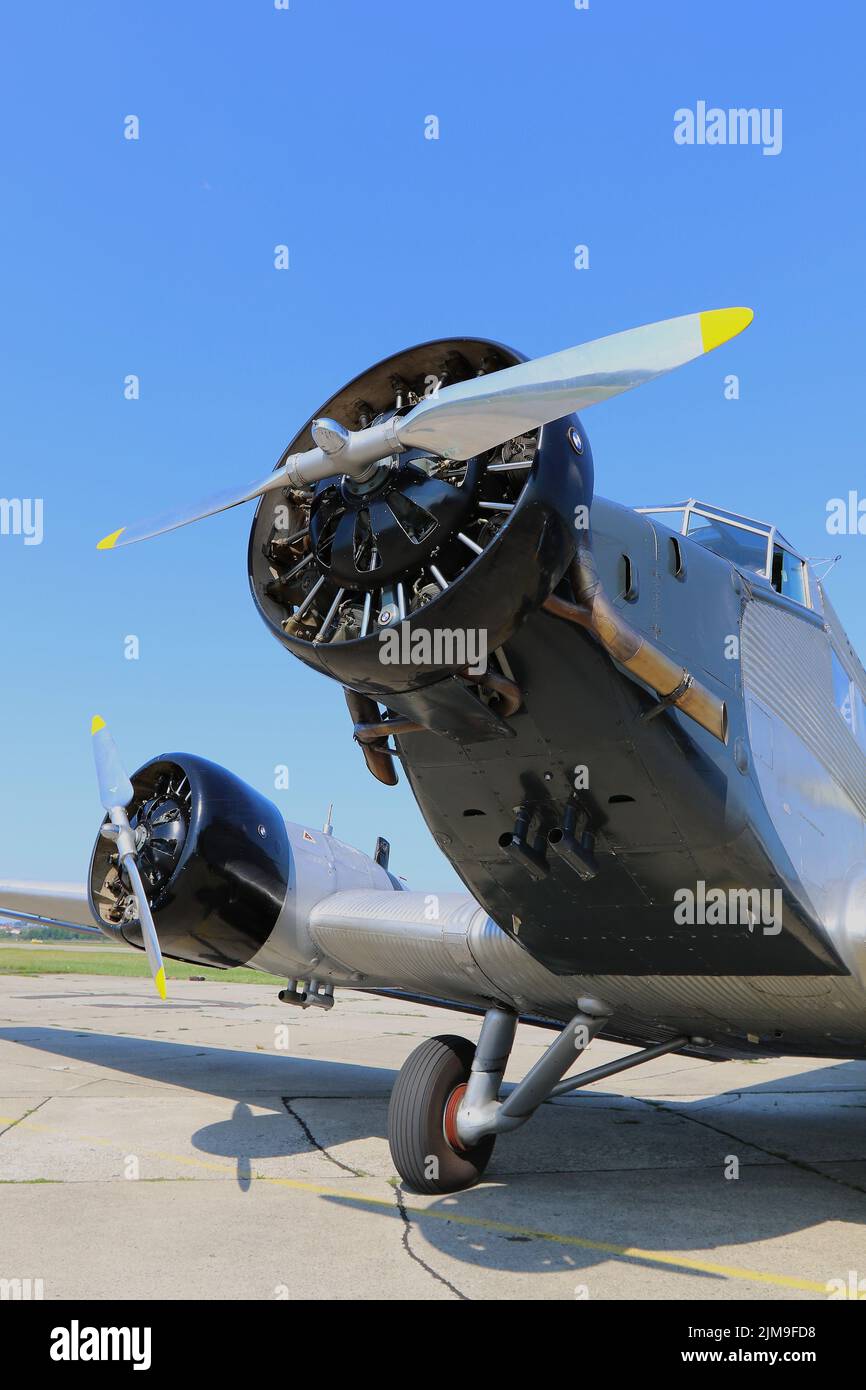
[4,1026,866,1282]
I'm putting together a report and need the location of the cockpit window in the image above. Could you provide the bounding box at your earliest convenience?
[635,501,813,610]
[771,545,808,605]
[685,512,769,577]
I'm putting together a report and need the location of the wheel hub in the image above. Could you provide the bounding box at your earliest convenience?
[443,1082,468,1152]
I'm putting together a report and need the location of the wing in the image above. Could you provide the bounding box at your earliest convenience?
[0,880,100,934]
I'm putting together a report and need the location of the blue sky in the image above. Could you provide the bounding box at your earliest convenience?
[1,1,864,889]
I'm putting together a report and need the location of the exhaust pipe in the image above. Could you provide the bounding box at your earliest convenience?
[498,807,549,881]
[544,545,728,744]
[547,806,598,881]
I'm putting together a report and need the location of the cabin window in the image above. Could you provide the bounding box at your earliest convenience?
[835,666,866,753]
[855,690,866,756]
[771,545,808,606]
[831,651,856,734]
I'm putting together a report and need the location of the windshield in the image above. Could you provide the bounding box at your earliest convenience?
[640,509,685,533]
[685,512,769,576]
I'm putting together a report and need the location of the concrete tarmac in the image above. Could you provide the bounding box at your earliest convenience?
[1,973,865,1301]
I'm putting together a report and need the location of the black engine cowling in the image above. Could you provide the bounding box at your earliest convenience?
[247,337,594,698]
[88,754,291,968]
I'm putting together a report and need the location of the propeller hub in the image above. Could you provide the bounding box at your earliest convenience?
[339,455,401,501]
[127,785,189,900]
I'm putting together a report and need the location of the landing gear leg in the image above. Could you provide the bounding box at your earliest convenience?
[455,998,611,1150]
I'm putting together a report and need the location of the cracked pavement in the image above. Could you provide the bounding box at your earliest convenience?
[2,972,866,1300]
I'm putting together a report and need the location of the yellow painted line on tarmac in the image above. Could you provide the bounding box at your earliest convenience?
[0,1111,831,1293]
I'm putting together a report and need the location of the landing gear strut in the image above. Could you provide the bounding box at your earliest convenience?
[387,1001,693,1194]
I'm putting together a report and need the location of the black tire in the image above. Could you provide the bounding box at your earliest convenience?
[388,1034,495,1194]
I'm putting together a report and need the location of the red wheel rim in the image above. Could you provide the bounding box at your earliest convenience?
[443,1082,468,1152]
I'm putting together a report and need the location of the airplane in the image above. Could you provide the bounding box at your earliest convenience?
[5,306,866,1196]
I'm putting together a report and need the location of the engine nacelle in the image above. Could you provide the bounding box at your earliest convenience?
[247,337,594,698]
[88,753,392,970]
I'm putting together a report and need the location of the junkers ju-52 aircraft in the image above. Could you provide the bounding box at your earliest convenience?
[6,307,866,1193]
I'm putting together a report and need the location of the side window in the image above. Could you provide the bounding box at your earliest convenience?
[832,650,856,734]
[771,546,808,605]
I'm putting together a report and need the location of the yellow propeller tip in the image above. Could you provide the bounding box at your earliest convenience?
[97,527,125,551]
[91,715,106,736]
[700,307,754,354]
[154,966,167,1001]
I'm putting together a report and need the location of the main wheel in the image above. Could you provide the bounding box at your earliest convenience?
[388,1034,495,1194]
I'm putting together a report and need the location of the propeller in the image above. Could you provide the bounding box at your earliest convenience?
[97,307,752,551]
[90,716,167,1000]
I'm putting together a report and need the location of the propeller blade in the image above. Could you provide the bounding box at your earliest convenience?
[90,716,166,1001]
[96,309,752,549]
[395,308,753,461]
[96,416,404,552]
[122,854,168,1002]
[91,715,133,810]
[96,471,290,551]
